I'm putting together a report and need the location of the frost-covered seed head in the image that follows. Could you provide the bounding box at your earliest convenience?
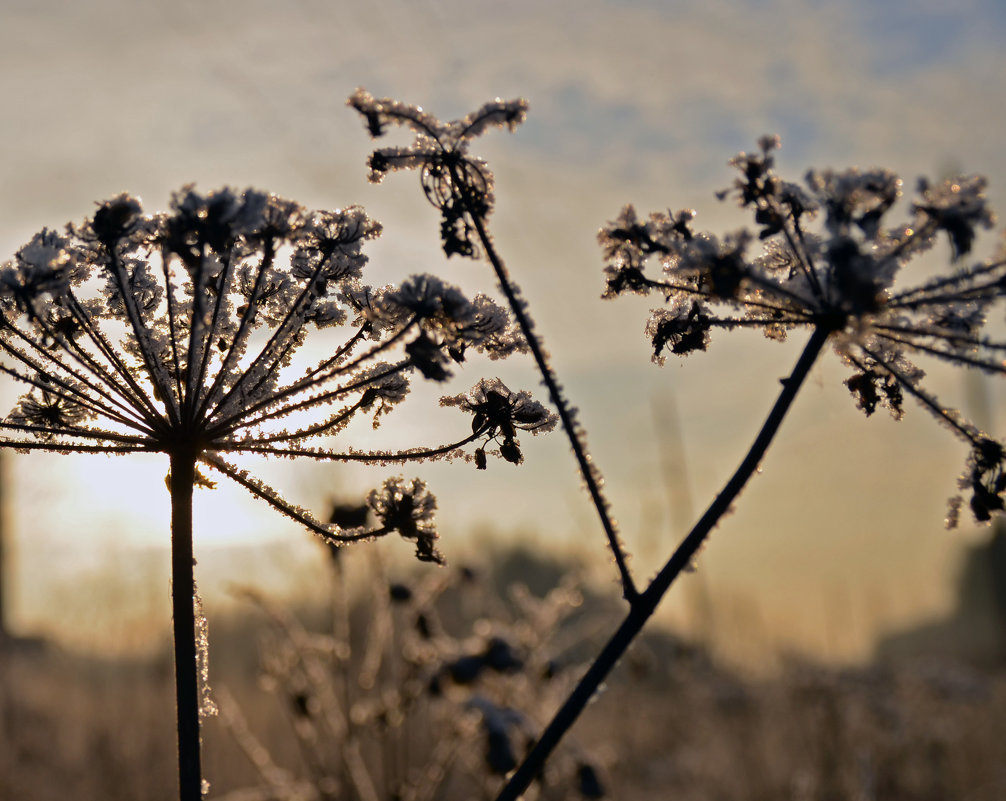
[368,477,442,564]
[601,138,1006,525]
[0,186,534,561]
[440,378,557,468]
[348,89,528,259]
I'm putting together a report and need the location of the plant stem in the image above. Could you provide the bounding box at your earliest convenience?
[170,448,202,801]
[451,165,638,602]
[494,325,831,801]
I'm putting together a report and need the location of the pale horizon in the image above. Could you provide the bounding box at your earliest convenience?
[2,0,1005,666]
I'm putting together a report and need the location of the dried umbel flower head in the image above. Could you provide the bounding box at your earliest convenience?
[368,476,441,564]
[599,138,1006,525]
[349,90,637,605]
[348,88,528,258]
[0,186,549,553]
[440,377,558,469]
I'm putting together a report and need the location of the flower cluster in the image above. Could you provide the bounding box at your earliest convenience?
[348,88,528,258]
[373,274,526,380]
[440,378,558,469]
[349,90,636,602]
[367,476,442,564]
[0,187,551,555]
[599,138,1006,524]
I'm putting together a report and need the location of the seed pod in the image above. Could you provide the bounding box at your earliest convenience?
[499,438,522,465]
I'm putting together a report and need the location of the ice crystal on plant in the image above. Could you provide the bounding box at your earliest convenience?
[348,88,528,258]
[367,476,442,564]
[440,377,558,468]
[600,138,1006,524]
[194,586,218,722]
[0,186,552,554]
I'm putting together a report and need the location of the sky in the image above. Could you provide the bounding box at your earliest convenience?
[1,0,1005,664]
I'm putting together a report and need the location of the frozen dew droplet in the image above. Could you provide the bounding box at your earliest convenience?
[194,585,218,721]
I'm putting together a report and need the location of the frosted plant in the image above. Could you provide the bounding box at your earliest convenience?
[390,131,1004,801]
[440,377,559,469]
[223,549,605,801]
[347,88,527,259]
[599,137,1006,523]
[0,186,552,801]
[349,89,638,603]
[486,139,1006,801]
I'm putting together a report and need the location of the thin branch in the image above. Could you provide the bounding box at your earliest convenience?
[243,396,369,445]
[858,343,981,444]
[206,241,327,422]
[887,256,1006,305]
[641,272,815,316]
[196,239,278,421]
[1,311,149,424]
[213,430,479,462]
[296,321,373,385]
[782,221,825,302]
[887,278,1006,312]
[207,359,410,439]
[182,245,210,418]
[210,316,418,436]
[63,292,170,428]
[450,161,638,601]
[191,247,237,421]
[0,438,150,454]
[494,324,831,801]
[873,330,1006,374]
[102,246,180,425]
[159,245,188,415]
[202,452,392,544]
[0,420,153,446]
[0,361,154,434]
[0,337,142,431]
[868,321,1006,350]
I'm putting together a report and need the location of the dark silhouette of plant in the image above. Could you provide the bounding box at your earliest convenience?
[601,137,1006,524]
[348,89,637,603]
[0,187,555,800]
[349,92,1006,801]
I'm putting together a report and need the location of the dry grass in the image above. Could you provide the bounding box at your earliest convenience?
[2,543,1004,801]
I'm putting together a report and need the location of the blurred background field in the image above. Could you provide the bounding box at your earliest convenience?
[2,528,1004,801]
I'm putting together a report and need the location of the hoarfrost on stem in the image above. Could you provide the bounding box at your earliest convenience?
[599,137,1006,525]
[0,186,554,554]
[349,89,639,603]
[194,586,218,722]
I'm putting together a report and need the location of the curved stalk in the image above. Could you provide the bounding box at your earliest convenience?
[494,324,831,801]
[170,447,202,801]
[450,164,638,601]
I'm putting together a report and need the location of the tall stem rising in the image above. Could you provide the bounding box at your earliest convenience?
[495,325,831,801]
[170,448,202,801]
[451,165,638,602]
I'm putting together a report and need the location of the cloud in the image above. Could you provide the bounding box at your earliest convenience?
[2,0,1005,654]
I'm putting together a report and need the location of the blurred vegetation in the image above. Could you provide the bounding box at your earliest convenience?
[876,524,1006,665]
[1,536,1004,801]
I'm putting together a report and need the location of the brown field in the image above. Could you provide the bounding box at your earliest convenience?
[2,542,1005,801]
